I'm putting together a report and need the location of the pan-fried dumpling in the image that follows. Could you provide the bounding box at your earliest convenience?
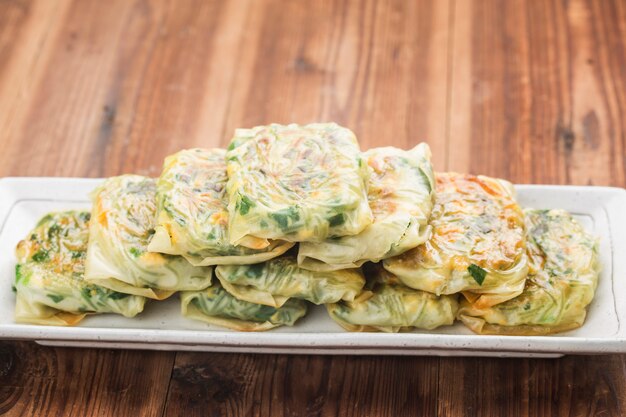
[458,209,600,335]
[181,282,308,331]
[85,175,212,299]
[215,255,365,307]
[147,148,293,265]
[225,123,372,247]
[14,211,146,325]
[298,144,435,271]
[383,172,528,307]
[327,264,458,332]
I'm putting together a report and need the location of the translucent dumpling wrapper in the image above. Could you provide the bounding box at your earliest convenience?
[225,123,372,246]
[181,282,308,331]
[147,148,293,265]
[327,264,458,332]
[383,172,528,308]
[85,175,212,300]
[298,144,435,271]
[215,255,366,307]
[457,209,600,335]
[14,211,146,325]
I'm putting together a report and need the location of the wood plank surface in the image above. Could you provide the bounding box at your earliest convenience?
[0,0,624,416]
[0,341,174,416]
[447,0,626,186]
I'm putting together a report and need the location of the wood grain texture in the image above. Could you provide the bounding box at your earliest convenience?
[437,356,626,417]
[0,342,174,417]
[0,0,625,416]
[447,0,626,186]
[165,353,440,417]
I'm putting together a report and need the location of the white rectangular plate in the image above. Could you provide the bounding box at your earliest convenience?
[0,177,625,357]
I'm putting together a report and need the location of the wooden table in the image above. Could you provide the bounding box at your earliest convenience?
[0,0,625,415]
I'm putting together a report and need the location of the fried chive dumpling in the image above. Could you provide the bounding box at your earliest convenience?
[14,211,146,325]
[147,149,293,265]
[181,281,308,331]
[215,255,366,307]
[85,175,212,300]
[457,209,600,335]
[327,264,458,332]
[298,144,435,271]
[383,172,528,307]
[225,123,372,247]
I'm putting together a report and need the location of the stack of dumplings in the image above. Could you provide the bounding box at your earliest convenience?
[13,123,600,335]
